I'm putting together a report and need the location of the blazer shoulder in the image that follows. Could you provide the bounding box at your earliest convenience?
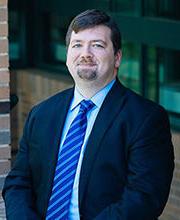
[108,79,168,121]
[126,87,167,114]
[118,85,170,138]
[30,87,74,116]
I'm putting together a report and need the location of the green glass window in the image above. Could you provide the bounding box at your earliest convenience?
[92,0,110,11]
[43,13,71,64]
[158,48,180,129]
[159,48,180,114]
[145,47,158,102]
[9,11,21,60]
[110,0,140,16]
[144,0,180,20]
[118,41,141,94]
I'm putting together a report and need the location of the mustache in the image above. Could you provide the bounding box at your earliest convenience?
[77,59,96,65]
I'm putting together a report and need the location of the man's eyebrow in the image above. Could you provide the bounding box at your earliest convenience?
[91,40,106,44]
[70,39,107,46]
[71,40,82,44]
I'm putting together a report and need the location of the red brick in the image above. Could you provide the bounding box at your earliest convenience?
[0,159,10,175]
[0,39,8,53]
[0,8,7,22]
[0,0,7,7]
[0,115,9,129]
[0,70,9,83]
[0,145,10,159]
[161,203,180,219]
[0,23,8,36]
[0,55,8,68]
[0,86,9,99]
[175,161,180,171]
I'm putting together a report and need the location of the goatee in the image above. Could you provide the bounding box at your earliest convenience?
[77,69,97,81]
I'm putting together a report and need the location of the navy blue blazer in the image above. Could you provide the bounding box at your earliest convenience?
[3,79,174,220]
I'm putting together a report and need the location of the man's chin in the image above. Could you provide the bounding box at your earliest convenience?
[77,70,97,81]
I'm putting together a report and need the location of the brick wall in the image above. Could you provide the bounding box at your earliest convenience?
[0,0,10,185]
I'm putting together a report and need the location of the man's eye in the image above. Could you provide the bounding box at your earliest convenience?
[72,44,82,48]
[92,44,104,48]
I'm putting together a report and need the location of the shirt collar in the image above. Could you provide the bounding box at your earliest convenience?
[70,79,115,111]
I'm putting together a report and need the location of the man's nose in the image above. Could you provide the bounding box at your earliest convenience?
[81,45,93,58]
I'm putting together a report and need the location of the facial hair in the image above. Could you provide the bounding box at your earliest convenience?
[77,68,97,81]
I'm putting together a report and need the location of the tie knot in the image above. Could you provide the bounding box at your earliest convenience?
[80,100,94,113]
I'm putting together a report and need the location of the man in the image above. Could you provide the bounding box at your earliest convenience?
[3,9,174,220]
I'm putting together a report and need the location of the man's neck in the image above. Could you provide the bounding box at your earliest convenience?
[75,79,116,99]
[75,86,102,99]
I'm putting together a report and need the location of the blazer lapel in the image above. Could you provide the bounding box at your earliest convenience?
[79,80,127,207]
[43,88,74,211]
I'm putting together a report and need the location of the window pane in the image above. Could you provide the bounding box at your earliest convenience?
[43,13,71,64]
[93,0,110,11]
[159,48,180,129]
[9,11,21,60]
[145,47,158,101]
[110,0,140,16]
[144,0,180,20]
[118,41,141,94]
[159,49,180,114]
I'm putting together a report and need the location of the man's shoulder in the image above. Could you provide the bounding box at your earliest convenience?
[128,88,164,111]
[30,87,74,116]
[102,80,166,119]
[114,80,165,113]
[39,87,74,104]
[122,86,168,124]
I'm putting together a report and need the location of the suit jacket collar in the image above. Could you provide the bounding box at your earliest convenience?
[78,78,127,208]
[44,88,74,213]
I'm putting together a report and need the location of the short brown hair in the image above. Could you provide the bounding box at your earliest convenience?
[65,9,122,54]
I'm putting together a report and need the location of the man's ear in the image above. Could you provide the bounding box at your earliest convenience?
[115,50,122,68]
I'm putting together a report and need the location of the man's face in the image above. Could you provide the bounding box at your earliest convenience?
[66,25,121,88]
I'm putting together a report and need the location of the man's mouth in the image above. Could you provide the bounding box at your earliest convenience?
[77,63,97,67]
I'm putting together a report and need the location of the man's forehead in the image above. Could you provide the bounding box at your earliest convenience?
[70,25,111,41]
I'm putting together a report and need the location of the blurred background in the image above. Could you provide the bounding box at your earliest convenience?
[0,0,180,219]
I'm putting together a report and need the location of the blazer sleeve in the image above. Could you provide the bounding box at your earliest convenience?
[2,108,41,220]
[94,107,174,220]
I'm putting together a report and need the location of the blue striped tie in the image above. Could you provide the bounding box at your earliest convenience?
[46,100,94,220]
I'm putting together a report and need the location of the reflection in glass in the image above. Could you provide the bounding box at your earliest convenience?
[159,49,180,114]
[110,0,140,16]
[146,47,158,101]
[144,0,180,20]
[9,11,20,60]
[118,41,141,94]
[92,0,110,11]
[43,14,71,64]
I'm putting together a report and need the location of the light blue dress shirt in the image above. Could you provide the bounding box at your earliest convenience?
[59,79,115,220]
